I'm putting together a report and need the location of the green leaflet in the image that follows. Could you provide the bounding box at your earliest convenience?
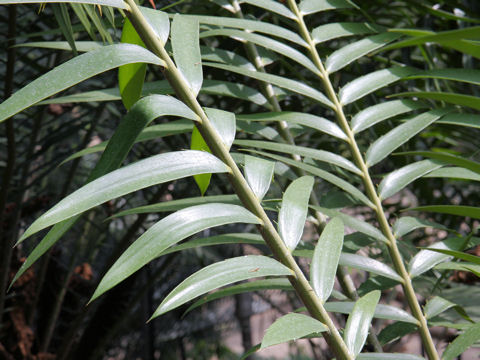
[406,68,480,86]
[172,14,203,96]
[192,108,236,195]
[442,322,480,360]
[204,62,334,108]
[393,216,447,238]
[237,112,346,140]
[236,140,361,175]
[365,110,445,167]
[408,205,480,220]
[394,91,480,111]
[119,18,147,110]
[400,151,480,175]
[247,150,374,208]
[326,33,401,73]
[339,253,403,282]
[18,151,230,243]
[90,204,262,302]
[420,248,480,266]
[152,255,292,318]
[409,238,465,278]
[312,22,382,44]
[0,44,165,123]
[261,313,327,349]
[1,0,126,7]
[424,296,457,320]
[52,3,78,56]
[110,194,240,218]
[299,0,356,15]
[378,160,443,199]
[244,155,275,201]
[351,100,426,133]
[357,354,424,360]
[278,176,314,251]
[200,29,319,75]
[339,67,417,105]
[10,95,196,287]
[312,206,387,242]
[437,113,480,129]
[186,278,292,314]
[343,290,381,357]
[311,218,344,303]
[324,301,417,324]
[179,14,307,47]
[241,0,295,19]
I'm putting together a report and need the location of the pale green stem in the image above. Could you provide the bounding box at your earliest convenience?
[286,1,439,359]
[123,0,353,358]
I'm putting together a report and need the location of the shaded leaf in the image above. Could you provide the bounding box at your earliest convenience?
[344,290,381,357]
[420,248,480,265]
[0,44,164,123]
[442,322,480,360]
[244,155,275,200]
[437,113,480,129]
[241,0,295,19]
[278,176,314,250]
[366,110,445,167]
[425,167,480,182]
[91,204,262,302]
[186,278,292,314]
[400,151,480,175]
[2,0,126,7]
[119,18,146,110]
[191,128,213,195]
[424,296,457,320]
[110,194,240,218]
[394,91,480,111]
[378,322,418,345]
[357,354,424,360]
[261,313,327,349]
[152,256,293,318]
[311,218,344,303]
[409,205,480,220]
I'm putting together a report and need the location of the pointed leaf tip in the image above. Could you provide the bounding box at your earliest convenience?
[278,176,314,251]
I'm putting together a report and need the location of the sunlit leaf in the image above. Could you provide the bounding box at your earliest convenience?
[0,44,165,123]
[344,290,381,357]
[91,204,262,302]
[312,22,382,44]
[172,14,203,96]
[311,218,344,303]
[244,155,275,200]
[278,176,314,250]
[378,160,443,199]
[299,0,356,15]
[365,110,445,167]
[152,256,292,318]
[340,253,402,282]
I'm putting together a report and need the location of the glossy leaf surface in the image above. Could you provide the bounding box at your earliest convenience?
[0,44,164,123]
[278,176,314,250]
[19,151,229,243]
[311,218,344,303]
[152,256,292,318]
[244,155,275,200]
[344,290,381,357]
[261,313,327,349]
[91,204,262,302]
[172,14,203,96]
